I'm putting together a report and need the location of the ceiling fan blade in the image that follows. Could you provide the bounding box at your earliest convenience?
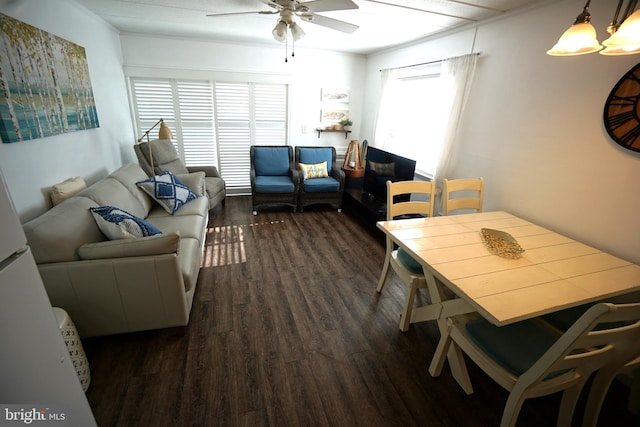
[303,14,358,33]
[207,10,277,17]
[303,0,359,13]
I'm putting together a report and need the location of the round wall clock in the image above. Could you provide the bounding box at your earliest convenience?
[603,62,640,153]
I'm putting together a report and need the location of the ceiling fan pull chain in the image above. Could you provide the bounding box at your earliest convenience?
[285,30,288,62]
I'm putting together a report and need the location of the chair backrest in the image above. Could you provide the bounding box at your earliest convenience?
[295,146,336,171]
[134,139,189,176]
[521,302,640,390]
[442,177,484,215]
[386,180,435,220]
[251,145,293,176]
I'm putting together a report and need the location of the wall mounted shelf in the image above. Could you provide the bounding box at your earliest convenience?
[315,128,351,139]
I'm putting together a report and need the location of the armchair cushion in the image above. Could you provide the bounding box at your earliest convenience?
[140,139,189,175]
[299,161,329,180]
[254,146,291,176]
[136,171,198,215]
[297,147,333,170]
[302,177,340,192]
[255,175,295,193]
[90,206,162,240]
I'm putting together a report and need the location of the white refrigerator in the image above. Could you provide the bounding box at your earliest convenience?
[0,169,96,426]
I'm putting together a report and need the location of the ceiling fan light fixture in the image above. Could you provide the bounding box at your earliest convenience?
[289,22,306,41]
[272,19,287,42]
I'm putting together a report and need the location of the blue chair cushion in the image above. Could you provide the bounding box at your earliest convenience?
[298,147,333,170]
[465,318,564,379]
[397,247,424,274]
[254,147,290,176]
[255,175,295,193]
[303,177,339,192]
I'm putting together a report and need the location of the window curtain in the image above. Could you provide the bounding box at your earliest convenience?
[433,53,478,215]
[373,68,399,151]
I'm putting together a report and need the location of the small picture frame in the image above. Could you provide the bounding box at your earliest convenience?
[321,88,350,103]
[321,109,349,123]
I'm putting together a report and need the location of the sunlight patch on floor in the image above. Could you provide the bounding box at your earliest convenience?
[201,220,286,267]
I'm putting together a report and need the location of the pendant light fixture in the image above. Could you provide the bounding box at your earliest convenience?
[547,0,640,56]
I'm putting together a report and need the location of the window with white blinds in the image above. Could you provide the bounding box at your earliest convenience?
[130,77,288,193]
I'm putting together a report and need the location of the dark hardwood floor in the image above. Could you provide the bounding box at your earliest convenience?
[83,196,636,426]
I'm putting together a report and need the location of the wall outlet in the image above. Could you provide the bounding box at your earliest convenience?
[301,125,307,134]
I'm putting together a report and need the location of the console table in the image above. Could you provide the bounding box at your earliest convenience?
[343,188,387,240]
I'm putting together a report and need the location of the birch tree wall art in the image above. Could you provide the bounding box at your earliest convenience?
[0,14,99,143]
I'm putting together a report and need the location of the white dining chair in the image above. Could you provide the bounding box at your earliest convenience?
[429,302,640,427]
[442,177,484,215]
[376,180,435,331]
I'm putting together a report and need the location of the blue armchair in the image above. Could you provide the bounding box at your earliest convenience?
[250,145,301,215]
[295,146,345,212]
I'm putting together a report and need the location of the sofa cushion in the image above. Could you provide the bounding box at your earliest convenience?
[175,172,206,197]
[297,147,333,170]
[254,146,290,176]
[299,161,329,180]
[255,175,295,193]
[78,232,180,260]
[302,177,340,192]
[23,196,104,263]
[136,171,198,215]
[90,206,162,240]
[107,163,155,215]
[79,177,149,220]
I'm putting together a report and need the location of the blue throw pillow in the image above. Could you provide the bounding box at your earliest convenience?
[136,170,197,214]
[90,206,161,240]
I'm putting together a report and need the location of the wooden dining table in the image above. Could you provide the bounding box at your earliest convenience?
[377,210,640,393]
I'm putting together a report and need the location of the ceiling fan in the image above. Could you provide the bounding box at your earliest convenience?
[207,0,360,44]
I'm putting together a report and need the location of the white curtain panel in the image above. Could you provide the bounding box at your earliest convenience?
[433,53,478,215]
[373,68,399,151]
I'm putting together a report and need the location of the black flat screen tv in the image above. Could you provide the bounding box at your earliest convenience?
[363,146,416,201]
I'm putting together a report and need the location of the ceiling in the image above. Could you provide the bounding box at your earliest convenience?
[73,0,543,54]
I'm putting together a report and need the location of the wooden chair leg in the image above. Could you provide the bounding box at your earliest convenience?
[582,362,630,427]
[376,241,393,293]
[500,388,526,427]
[557,380,587,427]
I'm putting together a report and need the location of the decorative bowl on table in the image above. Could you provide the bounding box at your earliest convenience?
[480,228,525,259]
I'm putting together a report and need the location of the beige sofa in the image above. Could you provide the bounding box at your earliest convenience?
[22,163,208,338]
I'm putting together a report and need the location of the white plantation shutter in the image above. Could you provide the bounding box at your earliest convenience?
[255,84,287,145]
[130,77,287,194]
[177,81,216,166]
[131,79,175,139]
[214,82,251,191]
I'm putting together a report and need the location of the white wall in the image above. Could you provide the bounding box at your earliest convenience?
[0,0,134,221]
[363,0,640,264]
[120,33,366,156]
